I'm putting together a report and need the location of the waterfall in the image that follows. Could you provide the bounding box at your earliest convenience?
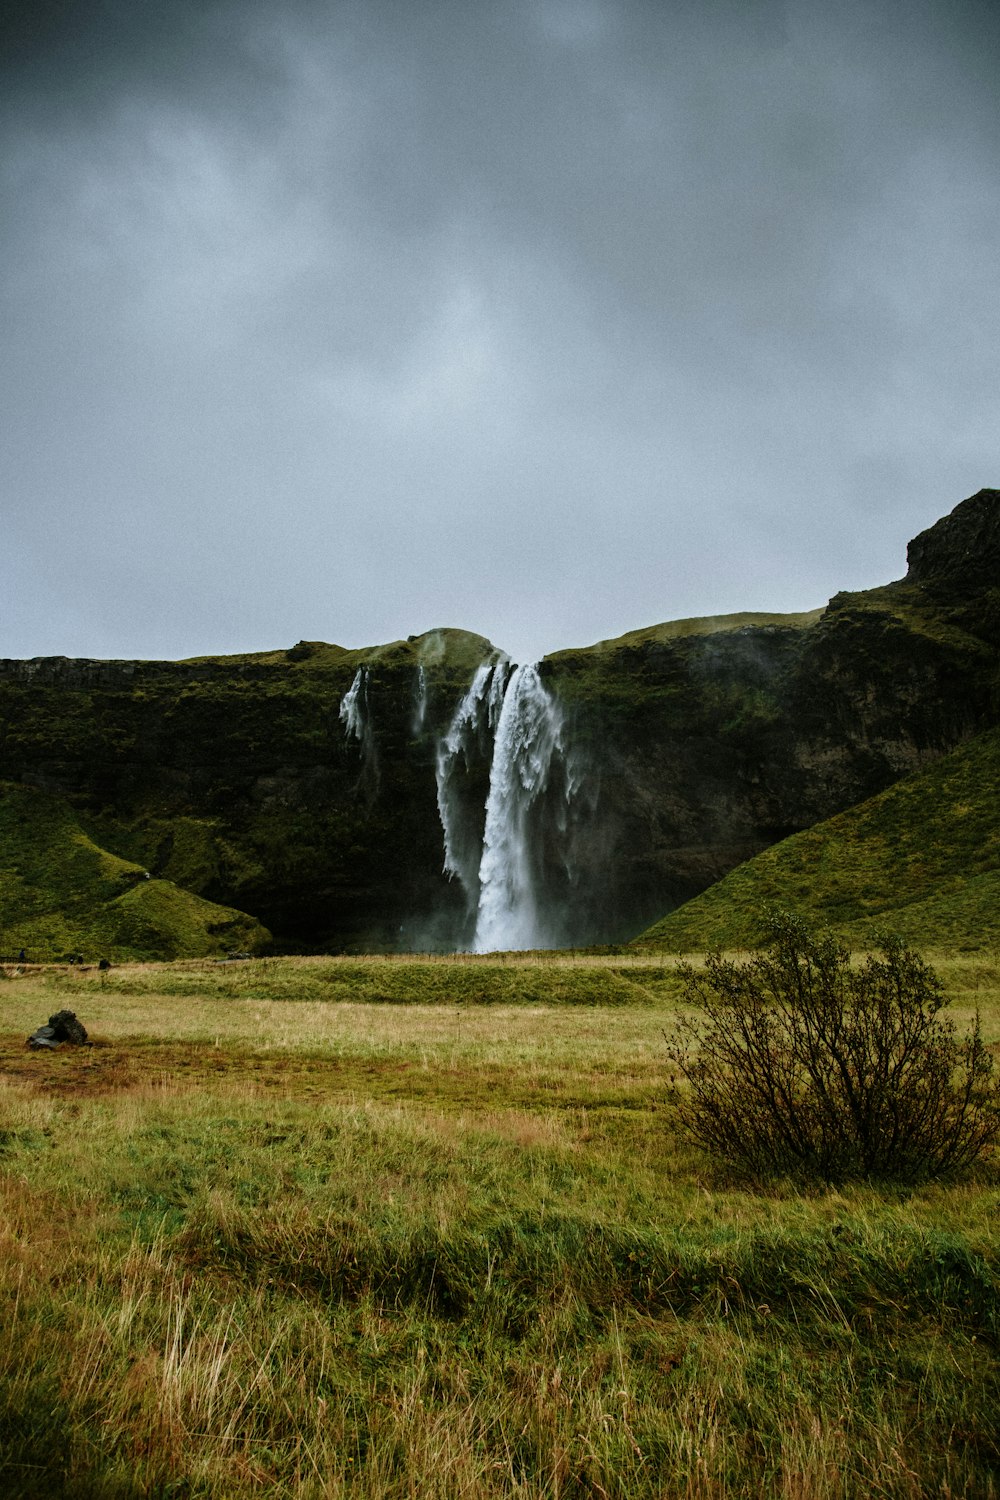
[411,663,429,735]
[339,668,367,742]
[435,659,575,952]
[472,665,568,953]
[435,659,509,915]
[339,666,378,784]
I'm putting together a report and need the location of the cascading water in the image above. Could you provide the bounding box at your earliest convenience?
[472,665,568,952]
[435,658,510,917]
[411,664,429,735]
[339,668,367,741]
[339,666,378,783]
[435,660,576,952]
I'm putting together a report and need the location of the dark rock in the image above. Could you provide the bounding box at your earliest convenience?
[49,1009,88,1043]
[906,488,1000,596]
[286,640,317,662]
[27,1026,58,1050]
[27,1011,90,1048]
[0,492,997,949]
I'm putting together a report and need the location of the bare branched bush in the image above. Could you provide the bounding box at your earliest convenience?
[666,911,1000,1183]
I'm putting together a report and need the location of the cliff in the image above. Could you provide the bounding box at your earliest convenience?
[1,490,997,956]
[635,721,1000,952]
[0,630,496,953]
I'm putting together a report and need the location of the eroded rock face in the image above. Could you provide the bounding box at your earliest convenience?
[548,591,1000,930]
[907,489,1000,597]
[540,494,1000,938]
[0,494,997,949]
[904,489,1000,650]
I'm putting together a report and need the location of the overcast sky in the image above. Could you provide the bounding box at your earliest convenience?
[3,0,999,666]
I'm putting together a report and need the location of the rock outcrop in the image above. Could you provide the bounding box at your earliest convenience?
[0,492,997,951]
[541,492,1000,937]
[907,488,1000,597]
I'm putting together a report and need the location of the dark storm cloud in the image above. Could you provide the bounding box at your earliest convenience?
[2,0,999,663]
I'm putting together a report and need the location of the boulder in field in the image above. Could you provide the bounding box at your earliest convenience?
[27,1009,89,1049]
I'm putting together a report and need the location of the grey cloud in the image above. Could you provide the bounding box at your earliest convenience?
[2,1,998,664]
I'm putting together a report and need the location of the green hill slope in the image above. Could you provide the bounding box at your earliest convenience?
[634,725,1000,952]
[0,781,271,961]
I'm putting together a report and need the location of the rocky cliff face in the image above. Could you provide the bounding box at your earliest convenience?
[906,487,1000,647]
[543,490,999,937]
[907,488,1000,599]
[1,491,997,952]
[0,632,498,949]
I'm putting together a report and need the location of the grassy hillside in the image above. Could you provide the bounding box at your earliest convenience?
[635,724,1000,952]
[181,625,499,675]
[0,781,270,961]
[570,607,824,654]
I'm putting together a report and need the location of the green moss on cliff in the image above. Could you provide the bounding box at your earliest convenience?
[0,627,501,950]
[635,724,1000,951]
[1,494,997,955]
[568,608,824,655]
[544,610,819,738]
[104,880,271,961]
[182,626,497,679]
[0,781,270,961]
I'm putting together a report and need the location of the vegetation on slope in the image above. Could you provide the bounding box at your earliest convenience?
[0,958,998,1498]
[637,724,1000,952]
[571,608,825,654]
[0,781,270,961]
[0,627,500,951]
[2,493,998,954]
[180,625,498,676]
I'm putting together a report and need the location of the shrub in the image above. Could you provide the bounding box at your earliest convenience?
[666,911,1000,1183]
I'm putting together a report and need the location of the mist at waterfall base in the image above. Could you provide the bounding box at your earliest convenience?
[341,656,602,953]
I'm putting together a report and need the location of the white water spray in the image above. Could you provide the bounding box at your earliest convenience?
[412,664,429,735]
[339,668,367,742]
[434,659,576,951]
[435,658,509,912]
[472,665,568,952]
[339,666,379,784]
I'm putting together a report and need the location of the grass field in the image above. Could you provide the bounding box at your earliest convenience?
[1,953,999,1498]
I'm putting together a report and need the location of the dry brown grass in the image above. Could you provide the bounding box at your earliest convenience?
[0,952,998,1498]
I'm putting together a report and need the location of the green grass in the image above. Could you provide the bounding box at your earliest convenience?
[182,626,499,678]
[558,608,824,656]
[0,781,271,962]
[637,724,1000,952]
[48,954,684,1008]
[832,577,998,655]
[0,955,998,1497]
